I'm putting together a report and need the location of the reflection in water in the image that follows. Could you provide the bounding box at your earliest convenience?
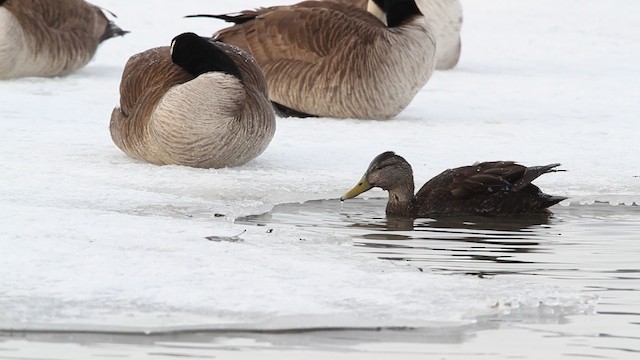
[346,212,554,232]
[236,198,640,359]
[238,200,640,286]
[240,198,565,274]
[418,212,554,231]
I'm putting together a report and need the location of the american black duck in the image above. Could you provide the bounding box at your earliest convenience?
[341,151,567,217]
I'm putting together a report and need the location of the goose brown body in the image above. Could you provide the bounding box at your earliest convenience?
[0,0,127,79]
[342,0,463,69]
[195,0,436,119]
[109,35,276,169]
[342,152,567,218]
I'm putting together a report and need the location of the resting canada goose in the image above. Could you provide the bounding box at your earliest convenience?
[341,0,463,69]
[109,32,276,169]
[187,0,436,119]
[0,0,128,79]
[341,152,567,217]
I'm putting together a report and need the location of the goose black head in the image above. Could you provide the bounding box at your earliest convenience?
[170,32,242,81]
[370,0,422,27]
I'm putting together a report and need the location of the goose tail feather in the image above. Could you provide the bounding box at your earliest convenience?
[185,11,259,25]
[101,21,129,42]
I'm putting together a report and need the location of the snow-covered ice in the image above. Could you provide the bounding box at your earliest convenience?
[1,0,636,331]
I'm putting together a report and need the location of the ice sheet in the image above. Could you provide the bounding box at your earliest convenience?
[0,0,634,331]
[1,203,596,332]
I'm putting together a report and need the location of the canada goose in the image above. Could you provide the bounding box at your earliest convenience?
[341,0,462,69]
[187,0,436,119]
[0,0,128,79]
[341,152,567,217]
[109,32,276,169]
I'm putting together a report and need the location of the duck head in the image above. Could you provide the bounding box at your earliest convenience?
[341,151,415,200]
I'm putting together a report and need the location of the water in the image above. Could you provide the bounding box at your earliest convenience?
[240,199,640,358]
[2,200,639,359]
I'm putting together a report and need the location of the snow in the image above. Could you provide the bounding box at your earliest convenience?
[0,0,635,332]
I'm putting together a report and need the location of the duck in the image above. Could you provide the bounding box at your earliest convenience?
[339,0,463,69]
[187,0,436,119]
[0,0,128,79]
[109,32,276,169]
[341,151,567,218]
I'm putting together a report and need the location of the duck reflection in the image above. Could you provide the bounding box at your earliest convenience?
[343,209,554,232]
[236,198,561,273]
[340,202,559,271]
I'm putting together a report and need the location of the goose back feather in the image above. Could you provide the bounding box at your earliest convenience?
[343,0,463,69]
[0,0,127,79]
[192,0,436,119]
[109,33,275,169]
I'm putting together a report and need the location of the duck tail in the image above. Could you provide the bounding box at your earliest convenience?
[512,163,565,192]
[544,194,568,208]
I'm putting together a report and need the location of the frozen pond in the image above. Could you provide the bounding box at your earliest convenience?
[238,200,640,359]
[1,0,639,358]
[2,201,638,359]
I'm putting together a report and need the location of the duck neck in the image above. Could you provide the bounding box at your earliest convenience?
[386,182,415,217]
[370,0,422,28]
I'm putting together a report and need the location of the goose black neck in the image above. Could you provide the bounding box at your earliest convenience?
[373,0,423,27]
[0,0,6,6]
[170,33,242,81]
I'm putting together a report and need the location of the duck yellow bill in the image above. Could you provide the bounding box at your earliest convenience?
[340,175,373,201]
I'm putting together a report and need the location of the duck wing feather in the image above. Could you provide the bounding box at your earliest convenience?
[413,162,564,216]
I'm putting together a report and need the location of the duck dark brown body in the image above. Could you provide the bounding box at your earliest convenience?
[341,151,567,218]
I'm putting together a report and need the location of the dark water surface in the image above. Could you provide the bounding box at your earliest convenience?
[238,200,640,358]
[2,201,639,359]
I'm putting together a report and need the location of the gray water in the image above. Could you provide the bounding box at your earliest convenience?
[2,200,639,359]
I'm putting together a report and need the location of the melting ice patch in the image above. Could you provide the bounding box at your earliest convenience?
[0,204,594,332]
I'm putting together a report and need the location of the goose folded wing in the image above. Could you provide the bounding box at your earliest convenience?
[214,3,385,65]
